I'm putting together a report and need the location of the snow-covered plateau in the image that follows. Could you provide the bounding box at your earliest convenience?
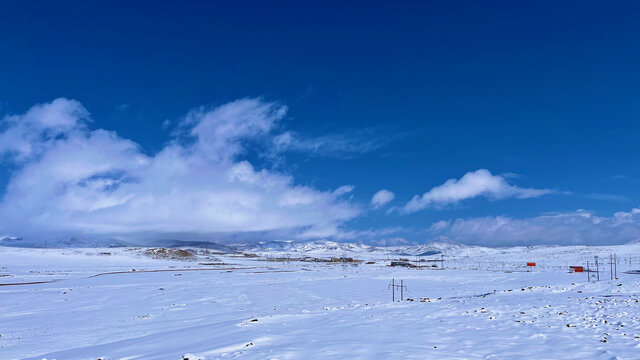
[1,241,640,359]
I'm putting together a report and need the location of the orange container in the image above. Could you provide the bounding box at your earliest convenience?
[526,262,536,267]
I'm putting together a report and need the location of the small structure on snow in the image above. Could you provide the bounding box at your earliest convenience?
[390,261,413,267]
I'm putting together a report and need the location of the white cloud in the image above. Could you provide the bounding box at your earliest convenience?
[424,208,640,246]
[183,99,287,163]
[0,98,89,161]
[403,169,552,213]
[371,189,395,209]
[334,185,355,196]
[0,98,360,241]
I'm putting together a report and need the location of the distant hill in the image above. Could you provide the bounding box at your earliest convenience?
[0,236,236,252]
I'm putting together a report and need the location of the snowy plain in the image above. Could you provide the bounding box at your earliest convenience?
[1,242,640,359]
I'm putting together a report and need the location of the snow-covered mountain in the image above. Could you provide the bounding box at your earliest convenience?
[4,236,601,260]
[242,239,378,253]
[0,236,474,257]
[242,239,493,258]
[295,240,376,253]
[388,242,508,257]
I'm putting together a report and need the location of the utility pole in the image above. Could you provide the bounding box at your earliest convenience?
[586,261,589,282]
[610,254,614,281]
[391,279,394,301]
[587,261,599,282]
[388,278,407,302]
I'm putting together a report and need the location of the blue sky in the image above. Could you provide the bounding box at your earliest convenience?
[1,1,640,246]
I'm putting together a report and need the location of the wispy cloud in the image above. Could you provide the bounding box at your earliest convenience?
[369,237,412,246]
[586,193,629,202]
[403,169,553,213]
[272,128,397,159]
[117,103,130,112]
[0,98,360,241]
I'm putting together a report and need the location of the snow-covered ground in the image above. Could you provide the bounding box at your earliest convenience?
[1,243,640,359]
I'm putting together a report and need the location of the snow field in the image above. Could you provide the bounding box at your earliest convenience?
[1,245,640,359]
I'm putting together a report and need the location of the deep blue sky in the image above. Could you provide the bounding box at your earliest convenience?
[1,1,640,244]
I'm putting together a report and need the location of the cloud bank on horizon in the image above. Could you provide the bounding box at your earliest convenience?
[424,208,640,247]
[1,98,639,246]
